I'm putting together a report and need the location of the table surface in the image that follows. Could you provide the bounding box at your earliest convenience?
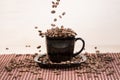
[0,53,120,80]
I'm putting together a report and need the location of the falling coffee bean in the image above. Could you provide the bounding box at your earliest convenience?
[57,0,60,1]
[59,15,62,18]
[39,50,41,52]
[52,5,56,8]
[37,45,41,49]
[51,24,56,27]
[51,10,56,14]
[62,12,66,16]
[94,46,97,49]
[52,1,55,4]
[54,18,57,22]
[35,26,38,29]
[56,2,59,5]
[6,48,9,50]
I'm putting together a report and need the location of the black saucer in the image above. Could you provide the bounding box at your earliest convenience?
[34,54,87,68]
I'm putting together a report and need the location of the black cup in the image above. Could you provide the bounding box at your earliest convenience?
[46,36,85,63]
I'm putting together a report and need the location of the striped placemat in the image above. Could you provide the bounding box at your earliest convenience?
[0,53,120,80]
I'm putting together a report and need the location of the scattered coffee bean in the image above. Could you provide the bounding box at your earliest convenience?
[5,66,12,72]
[51,10,56,14]
[56,72,61,75]
[106,70,114,76]
[18,74,22,77]
[13,76,17,79]
[25,45,31,47]
[96,50,100,54]
[38,77,43,80]
[26,54,30,56]
[116,63,120,65]
[33,72,38,75]
[35,53,38,56]
[94,75,98,78]
[15,54,22,57]
[75,70,80,74]
[8,73,13,76]
[77,74,81,77]
[118,57,120,59]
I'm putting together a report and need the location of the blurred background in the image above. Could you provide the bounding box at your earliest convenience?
[0,0,120,54]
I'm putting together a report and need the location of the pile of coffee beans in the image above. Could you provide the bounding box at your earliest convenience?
[45,26,77,38]
[38,26,77,38]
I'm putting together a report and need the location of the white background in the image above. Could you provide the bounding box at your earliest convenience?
[0,0,120,54]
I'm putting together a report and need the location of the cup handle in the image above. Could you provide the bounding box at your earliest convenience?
[73,38,85,57]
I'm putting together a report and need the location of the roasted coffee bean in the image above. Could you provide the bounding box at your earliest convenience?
[57,0,60,2]
[94,46,97,49]
[77,74,81,77]
[62,12,66,16]
[35,26,38,29]
[51,10,56,14]
[26,54,30,56]
[54,18,57,22]
[25,45,31,47]
[59,15,62,18]
[5,66,12,72]
[94,75,98,78]
[96,50,100,53]
[38,77,43,80]
[38,30,42,33]
[18,74,22,77]
[15,54,22,57]
[52,5,56,8]
[6,48,9,50]
[39,50,41,52]
[75,70,80,74]
[52,1,55,4]
[13,76,17,79]
[33,72,38,75]
[106,70,114,76]
[56,2,59,5]
[8,73,13,76]
[37,45,41,49]
[51,24,56,27]
[56,72,61,75]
